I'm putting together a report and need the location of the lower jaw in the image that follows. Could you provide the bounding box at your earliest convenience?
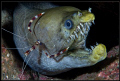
[67,47,95,60]
[67,43,107,65]
[67,39,95,58]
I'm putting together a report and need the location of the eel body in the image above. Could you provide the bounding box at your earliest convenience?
[13,3,107,75]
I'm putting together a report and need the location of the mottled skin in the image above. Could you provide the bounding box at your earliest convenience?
[13,4,107,75]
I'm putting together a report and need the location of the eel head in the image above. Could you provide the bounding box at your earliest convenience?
[24,6,107,75]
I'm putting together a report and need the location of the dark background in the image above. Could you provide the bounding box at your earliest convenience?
[2,2,119,79]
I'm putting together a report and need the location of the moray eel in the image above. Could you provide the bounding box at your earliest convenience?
[13,3,107,75]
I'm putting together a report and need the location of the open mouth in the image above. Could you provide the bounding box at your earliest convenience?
[64,19,107,63]
[66,20,94,52]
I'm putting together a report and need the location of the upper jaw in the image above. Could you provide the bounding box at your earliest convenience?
[64,9,96,59]
[66,20,95,51]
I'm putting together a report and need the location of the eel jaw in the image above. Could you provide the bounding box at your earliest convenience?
[65,18,107,64]
[66,20,94,50]
[89,44,107,63]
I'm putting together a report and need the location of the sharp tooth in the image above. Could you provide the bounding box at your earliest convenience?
[85,48,92,53]
[79,27,84,36]
[80,23,86,34]
[87,22,91,27]
[89,22,92,26]
[67,38,71,43]
[85,48,90,51]
[79,24,85,36]
[78,40,85,45]
[76,26,80,32]
[80,23,84,27]
[87,26,90,31]
[92,20,95,24]
[77,25,80,29]
[76,25,80,32]
[89,49,92,54]
[70,35,73,40]
[96,42,98,45]
[70,35,75,40]
[83,27,86,33]
[74,31,78,38]
[85,23,88,33]
[86,22,89,27]
[67,39,70,43]
[90,46,94,50]
[72,35,75,39]
[83,34,86,39]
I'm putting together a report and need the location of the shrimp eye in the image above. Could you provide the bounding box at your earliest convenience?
[64,19,73,29]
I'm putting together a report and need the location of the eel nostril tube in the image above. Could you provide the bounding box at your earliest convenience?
[78,11,82,16]
[88,7,92,12]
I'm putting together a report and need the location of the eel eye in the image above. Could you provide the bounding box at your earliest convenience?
[64,19,73,29]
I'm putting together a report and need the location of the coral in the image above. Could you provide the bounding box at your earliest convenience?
[2,10,12,27]
[107,46,119,58]
[1,40,56,80]
[74,58,119,80]
[97,59,119,80]
[74,45,119,80]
